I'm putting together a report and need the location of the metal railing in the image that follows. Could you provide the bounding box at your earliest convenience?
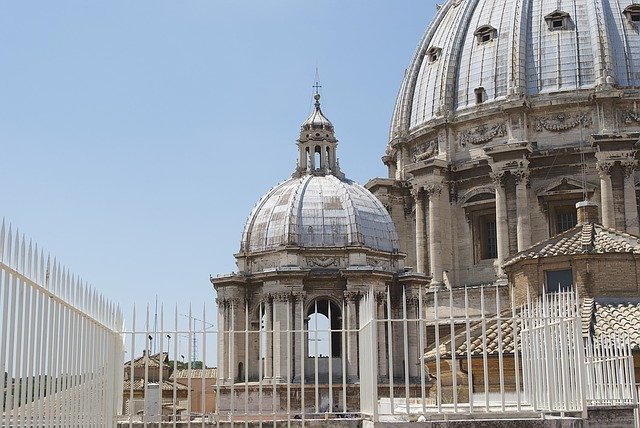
[0,222,124,427]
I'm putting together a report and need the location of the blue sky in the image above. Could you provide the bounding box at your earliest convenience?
[0,1,438,348]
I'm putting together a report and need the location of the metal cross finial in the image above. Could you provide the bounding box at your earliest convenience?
[313,81,322,95]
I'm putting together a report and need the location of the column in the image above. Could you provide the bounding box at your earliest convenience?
[425,184,443,285]
[412,186,426,273]
[293,293,305,382]
[375,292,388,382]
[226,298,239,383]
[514,169,531,251]
[491,171,509,276]
[264,296,273,380]
[216,298,227,383]
[344,291,359,382]
[272,293,291,382]
[622,160,639,235]
[407,294,419,379]
[597,160,615,228]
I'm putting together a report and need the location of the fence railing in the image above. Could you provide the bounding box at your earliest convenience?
[0,222,124,428]
[117,285,639,425]
[2,220,636,426]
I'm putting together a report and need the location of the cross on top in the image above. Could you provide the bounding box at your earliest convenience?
[313,81,322,94]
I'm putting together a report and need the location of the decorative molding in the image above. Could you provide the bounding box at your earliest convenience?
[460,122,506,146]
[410,139,438,162]
[306,257,337,268]
[620,109,640,124]
[272,292,290,303]
[534,112,592,132]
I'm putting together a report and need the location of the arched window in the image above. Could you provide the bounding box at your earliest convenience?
[624,5,640,23]
[314,146,322,170]
[474,25,497,44]
[427,46,442,63]
[307,299,342,358]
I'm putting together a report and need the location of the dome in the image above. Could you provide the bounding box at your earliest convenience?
[241,174,399,253]
[390,0,640,141]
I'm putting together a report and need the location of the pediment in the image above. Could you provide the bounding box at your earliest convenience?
[536,177,595,197]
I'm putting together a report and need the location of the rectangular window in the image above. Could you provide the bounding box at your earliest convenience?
[545,269,573,293]
[556,208,577,233]
[481,216,498,260]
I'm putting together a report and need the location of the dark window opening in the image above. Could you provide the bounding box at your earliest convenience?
[552,19,564,28]
[552,205,578,234]
[482,217,498,259]
[546,269,573,293]
[427,47,441,63]
[475,87,486,104]
[474,25,497,44]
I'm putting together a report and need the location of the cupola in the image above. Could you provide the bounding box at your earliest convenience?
[295,92,343,178]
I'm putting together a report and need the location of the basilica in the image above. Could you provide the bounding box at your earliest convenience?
[212,0,640,417]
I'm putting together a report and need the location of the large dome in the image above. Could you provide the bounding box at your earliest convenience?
[240,174,399,254]
[390,0,640,141]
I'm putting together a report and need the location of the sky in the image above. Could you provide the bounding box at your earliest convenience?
[0,1,439,357]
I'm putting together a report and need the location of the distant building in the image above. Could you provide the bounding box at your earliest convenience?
[122,351,189,419]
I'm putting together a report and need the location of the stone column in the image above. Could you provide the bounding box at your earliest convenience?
[412,186,426,273]
[264,296,273,380]
[216,298,227,383]
[514,168,531,251]
[293,293,305,382]
[622,160,639,235]
[226,298,239,383]
[425,184,443,285]
[344,291,360,382]
[597,160,615,228]
[407,294,420,379]
[375,292,388,382]
[491,171,509,276]
[272,292,291,382]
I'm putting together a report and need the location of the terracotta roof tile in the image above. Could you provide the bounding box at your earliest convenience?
[504,223,640,267]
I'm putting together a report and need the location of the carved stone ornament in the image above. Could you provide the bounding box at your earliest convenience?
[272,292,291,303]
[512,168,530,185]
[344,291,360,303]
[410,139,438,162]
[597,160,614,178]
[424,184,442,196]
[306,257,337,268]
[460,122,506,146]
[620,110,640,124]
[490,170,507,187]
[622,159,639,178]
[535,112,592,132]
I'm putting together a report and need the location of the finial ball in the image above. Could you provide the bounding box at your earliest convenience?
[314,93,321,101]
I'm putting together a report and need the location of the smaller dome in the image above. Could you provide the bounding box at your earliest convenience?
[302,94,334,132]
[241,174,399,253]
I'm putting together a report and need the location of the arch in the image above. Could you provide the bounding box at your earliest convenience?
[459,186,496,205]
[306,298,342,358]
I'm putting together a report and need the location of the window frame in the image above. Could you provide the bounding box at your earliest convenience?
[545,268,573,293]
[474,25,497,45]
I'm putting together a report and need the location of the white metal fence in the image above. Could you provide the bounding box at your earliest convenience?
[117,286,639,425]
[0,222,124,427]
[1,220,637,426]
